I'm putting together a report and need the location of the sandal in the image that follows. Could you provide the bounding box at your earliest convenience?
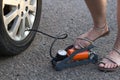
[98,48,120,72]
[74,23,109,49]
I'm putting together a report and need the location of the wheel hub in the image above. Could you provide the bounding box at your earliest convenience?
[19,1,28,15]
[2,0,37,41]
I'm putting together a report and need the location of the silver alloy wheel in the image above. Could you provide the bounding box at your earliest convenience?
[2,0,37,41]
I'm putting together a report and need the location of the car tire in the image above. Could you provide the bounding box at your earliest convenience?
[0,0,42,56]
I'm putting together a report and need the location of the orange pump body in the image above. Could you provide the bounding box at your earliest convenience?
[67,48,89,61]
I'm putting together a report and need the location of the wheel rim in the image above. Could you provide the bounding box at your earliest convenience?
[2,0,37,41]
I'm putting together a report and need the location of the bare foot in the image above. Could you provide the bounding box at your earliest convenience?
[74,24,109,49]
[98,49,120,72]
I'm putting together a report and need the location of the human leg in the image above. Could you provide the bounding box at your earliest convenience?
[98,0,120,72]
[74,0,109,49]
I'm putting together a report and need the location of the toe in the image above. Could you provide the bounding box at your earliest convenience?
[107,63,111,68]
[109,63,115,68]
[74,45,80,49]
[104,63,109,68]
[99,63,105,68]
[114,64,118,68]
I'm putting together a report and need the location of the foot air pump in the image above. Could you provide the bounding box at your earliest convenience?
[26,29,98,71]
[51,45,98,71]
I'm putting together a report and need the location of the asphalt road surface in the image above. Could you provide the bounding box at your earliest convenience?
[0,0,120,80]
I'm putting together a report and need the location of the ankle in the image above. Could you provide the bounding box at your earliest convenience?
[94,23,108,29]
[94,20,107,28]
